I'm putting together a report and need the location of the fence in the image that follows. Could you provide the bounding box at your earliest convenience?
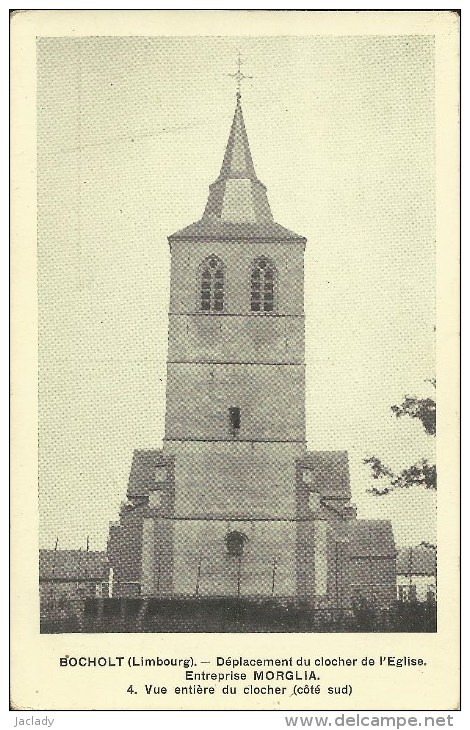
[40,594,437,634]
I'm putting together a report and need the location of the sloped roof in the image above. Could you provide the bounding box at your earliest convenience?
[169,217,305,243]
[39,550,108,581]
[348,520,396,558]
[168,94,305,243]
[302,450,351,499]
[127,448,168,498]
[396,545,436,575]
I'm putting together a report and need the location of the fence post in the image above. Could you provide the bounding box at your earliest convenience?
[156,558,161,596]
[271,557,278,597]
[195,554,203,597]
[334,542,339,610]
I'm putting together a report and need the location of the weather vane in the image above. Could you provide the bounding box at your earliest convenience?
[228,51,253,97]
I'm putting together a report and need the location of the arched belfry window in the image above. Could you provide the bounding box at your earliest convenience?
[225,531,248,558]
[250,257,276,312]
[200,256,225,312]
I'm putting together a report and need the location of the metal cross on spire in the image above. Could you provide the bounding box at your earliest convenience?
[228,51,253,99]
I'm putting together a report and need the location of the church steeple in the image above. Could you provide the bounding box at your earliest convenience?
[168,89,305,243]
[216,93,258,182]
[203,93,274,223]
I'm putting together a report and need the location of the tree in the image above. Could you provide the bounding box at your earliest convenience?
[391,391,436,436]
[365,381,436,495]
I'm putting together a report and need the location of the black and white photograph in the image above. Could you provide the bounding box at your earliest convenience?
[10,9,459,713]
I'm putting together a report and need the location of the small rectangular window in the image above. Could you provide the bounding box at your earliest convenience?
[229,407,240,433]
[303,468,314,484]
[149,491,162,508]
[154,465,167,483]
[398,584,416,602]
[308,492,321,511]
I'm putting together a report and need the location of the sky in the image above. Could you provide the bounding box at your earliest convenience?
[37,35,436,551]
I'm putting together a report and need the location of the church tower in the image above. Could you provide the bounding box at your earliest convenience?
[108,86,396,608]
[163,90,307,597]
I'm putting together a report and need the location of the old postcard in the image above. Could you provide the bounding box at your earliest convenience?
[10,9,459,711]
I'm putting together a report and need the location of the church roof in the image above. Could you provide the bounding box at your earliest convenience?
[302,450,351,499]
[348,521,396,558]
[127,448,169,498]
[169,94,306,244]
[168,218,304,243]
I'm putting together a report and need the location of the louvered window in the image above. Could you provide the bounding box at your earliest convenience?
[250,257,276,312]
[200,256,224,312]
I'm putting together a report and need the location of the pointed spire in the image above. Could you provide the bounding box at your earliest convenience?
[216,92,257,182]
[168,92,306,243]
[203,94,273,223]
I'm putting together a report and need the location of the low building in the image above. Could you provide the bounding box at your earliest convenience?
[396,544,437,602]
[39,549,109,603]
[346,520,397,608]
